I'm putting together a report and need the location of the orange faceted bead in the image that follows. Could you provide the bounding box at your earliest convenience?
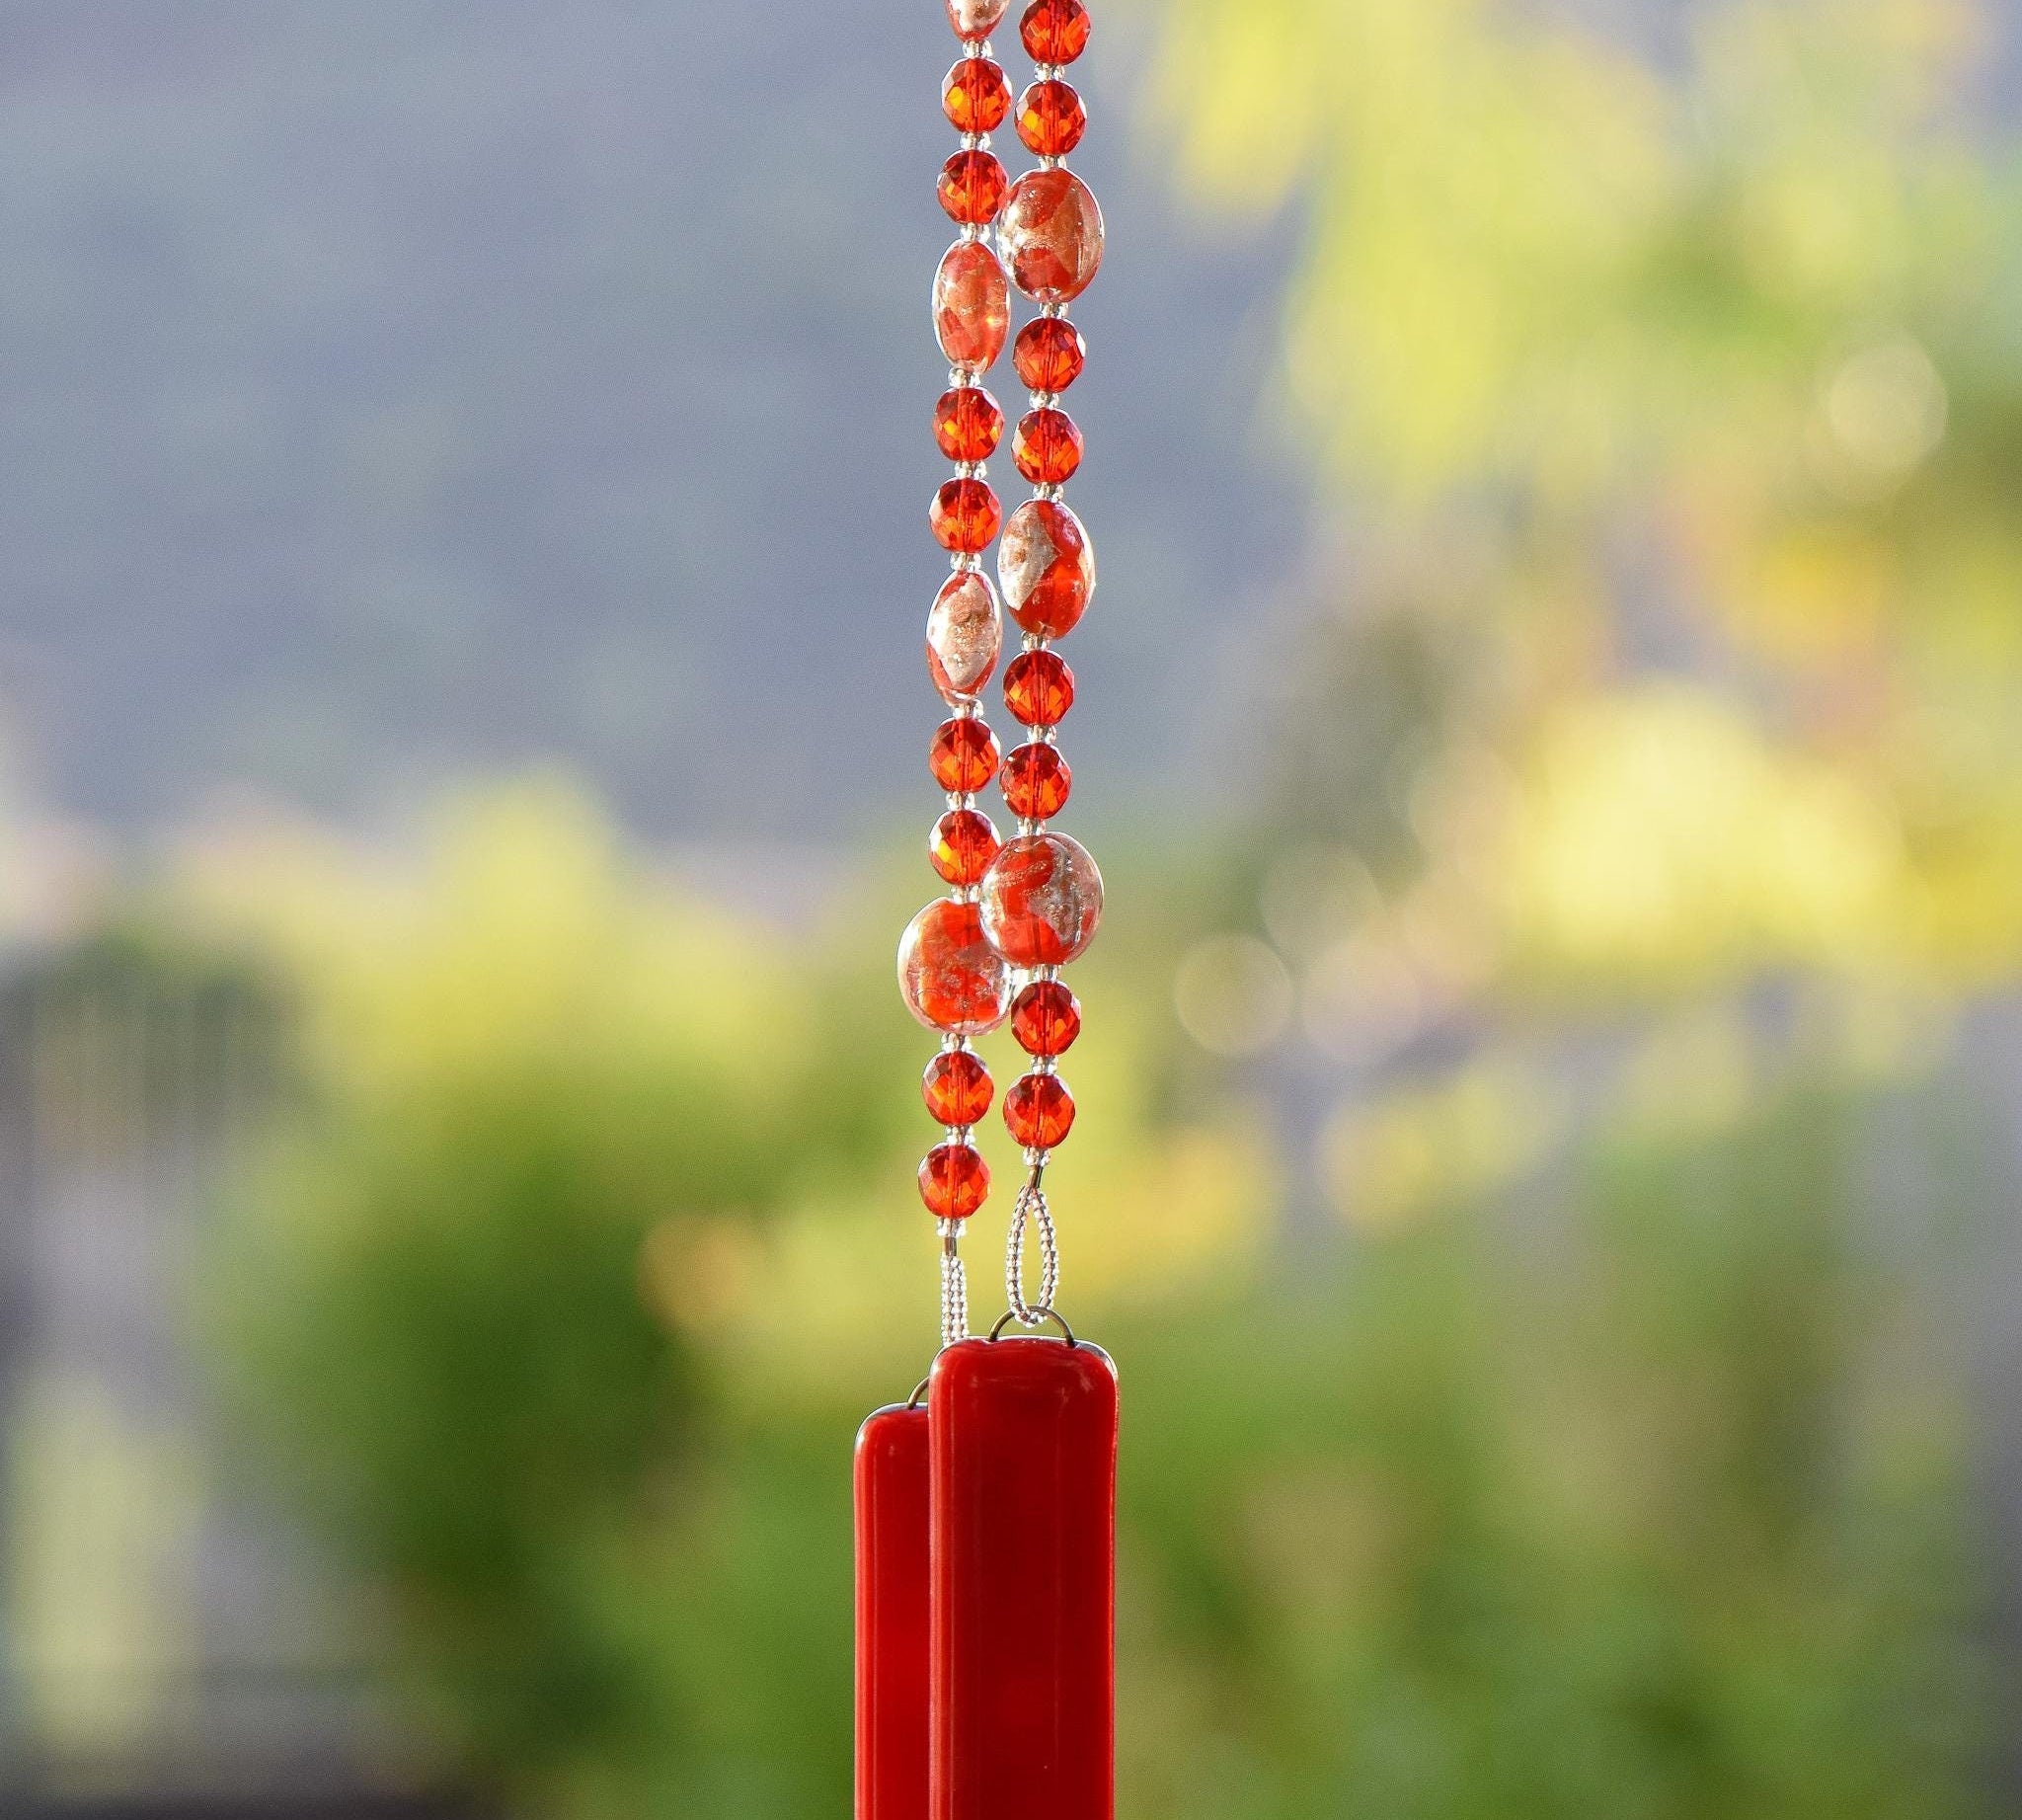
[979,831,1104,966]
[1002,742,1072,820]
[943,57,1011,134]
[939,149,1009,226]
[926,570,1002,703]
[1002,648,1075,727]
[1015,79,1087,158]
[1014,317,1086,393]
[931,477,1001,553]
[930,807,1002,887]
[1021,0,1091,62]
[1012,980,1081,1056]
[923,1048,994,1127]
[1000,169,1105,303]
[934,241,1010,374]
[999,498,1096,637]
[947,0,1011,40]
[1013,407,1083,484]
[920,1141,991,1219]
[1005,1071,1076,1148]
[899,899,1011,1035]
[930,717,1001,792]
[934,386,1004,462]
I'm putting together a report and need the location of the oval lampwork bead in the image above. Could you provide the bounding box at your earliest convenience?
[934,241,1010,375]
[998,498,1095,638]
[899,898,1012,1035]
[947,0,1012,40]
[978,831,1104,967]
[926,570,1002,703]
[999,169,1105,304]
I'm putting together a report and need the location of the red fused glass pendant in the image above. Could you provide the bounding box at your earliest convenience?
[1002,648,1074,727]
[1014,317,1086,393]
[856,1401,930,1820]
[1021,0,1091,63]
[934,242,1010,375]
[1001,742,1072,820]
[942,57,1011,135]
[938,150,1009,227]
[1012,407,1083,484]
[999,498,1096,638]
[931,1337,1118,1820]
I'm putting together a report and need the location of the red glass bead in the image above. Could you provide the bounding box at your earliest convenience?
[1001,742,1072,819]
[1014,317,1086,393]
[929,717,1001,792]
[979,831,1104,966]
[1021,0,1091,62]
[1004,1071,1076,1147]
[926,571,1002,704]
[1002,648,1075,726]
[933,241,1010,375]
[922,1047,995,1126]
[938,149,1009,227]
[1000,169,1105,304]
[899,898,1011,1035]
[1012,979,1081,1056]
[1012,407,1083,484]
[999,498,1096,637]
[943,57,1011,135]
[920,1141,991,1219]
[930,807,1002,888]
[947,0,1011,40]
[934,386,1004,462]
[1015,80,1087,158]
[931,477,1001,554]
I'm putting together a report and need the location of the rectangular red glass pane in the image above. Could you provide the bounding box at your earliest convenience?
[930,1336,1118,1820]
[856,1402,932,1820]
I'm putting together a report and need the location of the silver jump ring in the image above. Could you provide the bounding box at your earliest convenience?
[987,1305,1077,1346]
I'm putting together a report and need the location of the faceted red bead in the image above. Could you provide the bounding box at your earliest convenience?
[999,498,1096,637]
[926,570,1002,703]
[920,1141,991,1219]
[1012,980,1081,1056]
[1021,0,1091,62]
[934,386,1004,462]
[899,898,1011,1035]
[1013,407,1083,484]
[947,0,1011,40]
[1002,649,1075,727]
[1005,1071,1076,1148]
[931,477,1002,553]
[943,57,1011,134]
[934,241,1010,374]
[979,831,1104,966]
[923,1048,994,1126]
[930,807,1002,888]
[1015,80,1087,158]
[939,149,1009,226]
[1001,742,1072,820]
[1000,169,1105,304]
[1014,317,1086,393]
[930,717,1001,792]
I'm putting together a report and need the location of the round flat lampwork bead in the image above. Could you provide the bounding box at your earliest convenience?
[999,497,1095,637]
[1002,742,1072,820]
[978,831,1104,966]
[1021,0,1091,62]
[1015,79,1087,158]
[1013,407,1083,484]
[930,476,1001,554]
[923,1048,994,1126]
[929,717,1001,792]
[1002,648,1074,727]
[898,898,1012,1035]
[939,149,1009,227]
[934,386,1004,462]
[930,806,1002,888]
[926,570,1002,703]
[920,1141,991,1219]
[1014,317,1086,392]
[933,241,1010,374]
[947,0,1011,40]
[1005,1071,1076,1148]
[942,57,1011,135]
[1011,979,1081,1056]
[999,169,1104,303]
